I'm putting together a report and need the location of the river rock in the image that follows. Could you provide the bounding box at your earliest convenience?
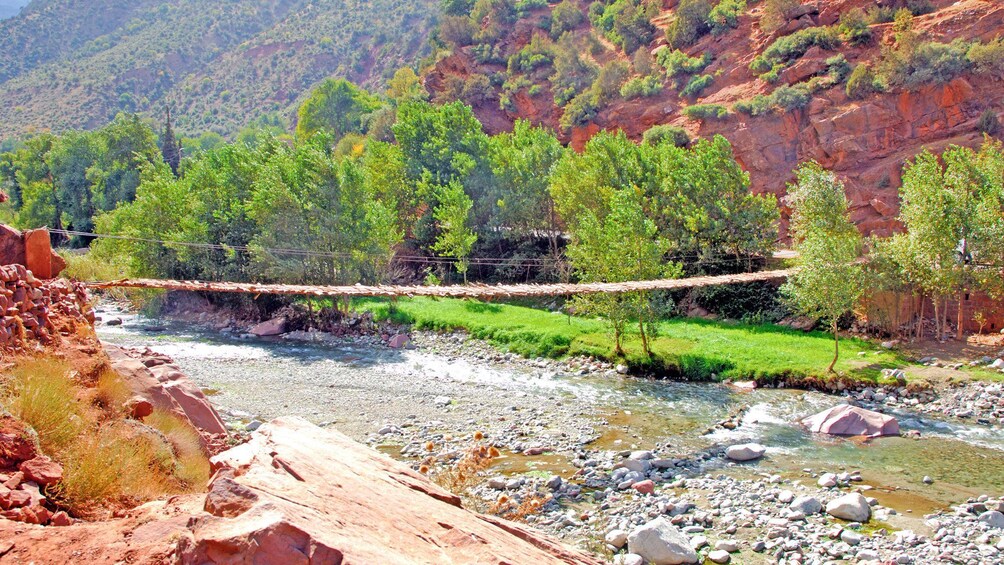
[708,549,731,563]
[388,333,410,348]
[627,518,700,564]
[802,405,899,438]
[791,496,822,514]
[249,317,286,337]
[605,529,629,548]
[979,510,1004,529]
[613,554,644,565]
[826,493,872,522]
[725,443,766,462]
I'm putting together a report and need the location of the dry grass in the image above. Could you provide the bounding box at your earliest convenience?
[2,357,211,518]
[145,409,211,488]
[489,492,552,523]
[3,358,90,453]
[428,442,500,496]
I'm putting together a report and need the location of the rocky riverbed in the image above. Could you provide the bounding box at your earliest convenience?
[94,304,1004,564]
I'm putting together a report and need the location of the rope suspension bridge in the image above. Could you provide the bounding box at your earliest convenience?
[55,229,797,299]
[85,269,794,299]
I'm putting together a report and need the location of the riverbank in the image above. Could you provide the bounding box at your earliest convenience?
[93,301,1004,564]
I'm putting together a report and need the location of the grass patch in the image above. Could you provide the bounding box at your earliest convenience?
[356,297,903,382]
[2,357,210,517]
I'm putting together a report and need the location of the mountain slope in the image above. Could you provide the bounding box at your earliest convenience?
[0,0,437,138]
[425,0,1004,235]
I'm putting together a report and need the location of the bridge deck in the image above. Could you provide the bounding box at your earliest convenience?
[84,269,793,299]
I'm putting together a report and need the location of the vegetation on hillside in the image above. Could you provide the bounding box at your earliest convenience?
[0,0,438,140]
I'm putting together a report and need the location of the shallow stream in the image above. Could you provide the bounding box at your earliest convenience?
[95,305,1004,515]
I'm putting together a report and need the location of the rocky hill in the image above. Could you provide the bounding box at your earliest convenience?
[426,0,1004,235]
[0,0,437,138]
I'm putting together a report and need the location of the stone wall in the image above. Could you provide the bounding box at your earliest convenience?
[0,264,92,352]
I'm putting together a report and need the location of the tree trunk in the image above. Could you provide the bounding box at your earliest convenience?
[956,289,964,341]
[614,329,624,357]
[916,296,925,340]
[828,320,839,373]
[638,319,650,357]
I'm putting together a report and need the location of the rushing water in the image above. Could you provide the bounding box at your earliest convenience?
[96,305,1004,513]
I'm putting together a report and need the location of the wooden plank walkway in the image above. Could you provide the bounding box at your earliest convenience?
[84,269,794,299]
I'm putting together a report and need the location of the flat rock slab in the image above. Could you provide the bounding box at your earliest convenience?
[188,416,603,564]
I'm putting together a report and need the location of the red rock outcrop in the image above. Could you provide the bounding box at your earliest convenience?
[0,418,604,565]
[106,345,228,439]
[0,226,66,279]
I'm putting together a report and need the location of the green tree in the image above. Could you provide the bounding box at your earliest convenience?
[487,120,566,253]
[431,181,477,282]
[568,188,680,356]
[781,162,864,372]
[160,107,181,176]
[295,78,383,142]
[88,113,160,213]
[665,0,711,49]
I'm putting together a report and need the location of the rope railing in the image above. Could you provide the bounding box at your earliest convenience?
[83,269,794,299]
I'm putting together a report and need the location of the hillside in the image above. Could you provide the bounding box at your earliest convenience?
[425,0,1004,235]
[0,0,438,138]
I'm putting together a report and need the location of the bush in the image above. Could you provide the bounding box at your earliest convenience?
[881,39,972,89]
[759,0,798,33]
[642,124,690,147]
[750,26,841,76]
[620,75,663,99]
[906,0,935,16]
[682,103,728,120]
[515,0,547,18]
[657,48,712,77]
[838,8,872,46]
[968,38,1004,76]
[461,74,494,105]
[666,0,712,49]
[681,73,714,97]
[733,94,773,116]
[978,109,1001,136]
[439,15,476,47]
[508,34,555,73]
[825,53,851,83]
[771,84,811,110]
[559,91,599,129]
[846,63,882,98]
[708,0,746,35]
[551,0,586,38]
[866,6,896,24]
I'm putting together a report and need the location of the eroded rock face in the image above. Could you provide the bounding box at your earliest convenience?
[106,345,227,438]
[182,417,602,565]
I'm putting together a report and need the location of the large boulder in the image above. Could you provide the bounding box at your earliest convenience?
[250,317,286,337]
[802,404,899,438]
[725,443,766,462]
[626,518,700,565]
[182,417,602,564]
[106,345,227,438]
[826,493,872,522]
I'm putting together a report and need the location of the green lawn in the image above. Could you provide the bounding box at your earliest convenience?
[355,297,904,383]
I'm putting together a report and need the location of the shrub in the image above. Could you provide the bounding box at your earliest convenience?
[760,0,799,33]
[642,124,690,147]
[439,15,476,47]
[657,48,711,77]
[515,0,547,18]
[559,91,599,129]
[461,74,494,105]
[825,54,851,83]
[682,103,728,120]
[880,39,972,89]
[681,73,714,97]
[866,6,896,24]
[666,0,712,49]
[906,0,935,16]
[708,0,746,35]
[771,84,811,110]
[733,94,773,116]
[508,34,555,73]
[550,0,586,38]
[968,38,1004,76]
[750,26,841,76]
[846,63,882,99]
[838,8,872,46]
[593,60,630,103]
[977,109,1001,136]
[620,75,663,99]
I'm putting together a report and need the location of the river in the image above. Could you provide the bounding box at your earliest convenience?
[95,303,1004,519]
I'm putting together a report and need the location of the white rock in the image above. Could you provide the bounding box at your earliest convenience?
[826,493,872,522]
[714,539,739,552]
[857,549,881,561]
[605,529,629,548]
[790,496,822,515]
[725,443,766,462]
[978,510,1004,529]
[433,396,452,407]
[840,529,863,545]
[613,554,645,565]
[778,489,794,504]
[708,549,731,564]
[627,518,700,565]
[817,473,838,488]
